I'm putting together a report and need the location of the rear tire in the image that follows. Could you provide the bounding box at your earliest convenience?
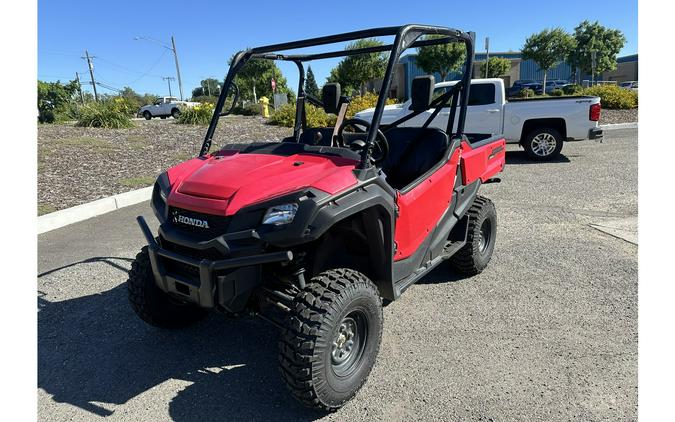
[279,268,383,411]
[127,246,207,329]
[523,127,563,161]
[171,108,181,118]
[449,196,497,276]
[143,111,152,120]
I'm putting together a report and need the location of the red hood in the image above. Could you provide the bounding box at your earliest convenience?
[165,152,358,216]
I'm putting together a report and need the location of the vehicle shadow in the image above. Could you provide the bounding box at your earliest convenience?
[38,258,326,421]
[415,263,466,285]
[505,150,571,165]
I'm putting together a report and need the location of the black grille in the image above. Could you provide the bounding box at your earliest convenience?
[168,207,232,239]
[160,239,225,281]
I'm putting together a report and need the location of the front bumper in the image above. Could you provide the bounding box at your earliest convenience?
[589,127,603,140]
[137,216,293,311]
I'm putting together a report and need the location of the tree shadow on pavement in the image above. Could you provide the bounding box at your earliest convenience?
[37,258,326,421]
[505,150,571,165]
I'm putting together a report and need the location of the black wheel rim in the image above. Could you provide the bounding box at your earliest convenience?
[478,219,492,253]
[331,310,368,377]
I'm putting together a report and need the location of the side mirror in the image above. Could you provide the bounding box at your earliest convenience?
[410,75,435,111]
[218,82,239,116]
[322,83,341,114]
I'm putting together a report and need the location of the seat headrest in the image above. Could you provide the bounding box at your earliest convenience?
[410,75,435,111]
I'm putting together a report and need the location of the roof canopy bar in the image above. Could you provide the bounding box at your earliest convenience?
[252,35,463,62]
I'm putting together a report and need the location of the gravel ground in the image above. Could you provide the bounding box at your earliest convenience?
[37,117,291,214]
[38,128,637,421]
[600,109,638,125]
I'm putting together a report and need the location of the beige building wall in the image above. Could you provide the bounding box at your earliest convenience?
[602,61,638,82]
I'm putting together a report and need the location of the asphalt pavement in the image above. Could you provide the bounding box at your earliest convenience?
[38,128,638,421]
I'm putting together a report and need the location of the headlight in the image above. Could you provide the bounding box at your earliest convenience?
[262,203,298,226]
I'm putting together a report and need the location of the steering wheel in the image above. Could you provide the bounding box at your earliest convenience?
[337,118,389,165]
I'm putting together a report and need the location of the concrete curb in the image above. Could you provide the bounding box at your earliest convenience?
[600,122,638,130]
[38,186,153,234]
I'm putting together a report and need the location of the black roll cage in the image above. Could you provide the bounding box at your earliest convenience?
[200,24,476,169]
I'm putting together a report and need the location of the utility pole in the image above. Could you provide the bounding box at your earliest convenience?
[484,37,490,78]
[163,76,176,97]
[206,79,211,97]
[171,36,184,100]
[82,50,98,102]
[75,72,85,104]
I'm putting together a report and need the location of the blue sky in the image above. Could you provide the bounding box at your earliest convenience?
[38,0,637,98]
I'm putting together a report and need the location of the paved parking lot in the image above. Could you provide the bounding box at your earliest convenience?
[38,128,638,421]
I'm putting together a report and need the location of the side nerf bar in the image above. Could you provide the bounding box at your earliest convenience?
[136,216,293,308]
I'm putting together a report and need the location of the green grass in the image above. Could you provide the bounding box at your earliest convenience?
[38,204,57,216]
[119,176,156,188]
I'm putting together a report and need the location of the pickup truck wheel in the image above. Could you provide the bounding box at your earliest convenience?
[143,111,152,120]
[171,108,181,118]
[449,196,497,276]
[127,246,207,329]
[279,268,383,411]
[523,127,563,161]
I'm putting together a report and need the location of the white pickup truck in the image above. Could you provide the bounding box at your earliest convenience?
[356,78,603,161]
[138,97,199,120]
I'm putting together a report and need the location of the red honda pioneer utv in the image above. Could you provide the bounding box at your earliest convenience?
[128,24,506,411]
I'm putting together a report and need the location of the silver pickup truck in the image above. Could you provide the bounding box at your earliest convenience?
[356,78,603,161]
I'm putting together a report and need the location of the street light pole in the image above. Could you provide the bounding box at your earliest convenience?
[171,36,184,100]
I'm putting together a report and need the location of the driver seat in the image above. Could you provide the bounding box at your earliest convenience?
[382,127,449,189]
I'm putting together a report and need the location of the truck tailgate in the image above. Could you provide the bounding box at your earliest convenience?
[460,137,506,185]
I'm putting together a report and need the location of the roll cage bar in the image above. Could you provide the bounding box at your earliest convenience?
[200,24,476,169]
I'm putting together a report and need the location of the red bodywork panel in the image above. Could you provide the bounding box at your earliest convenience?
[165,152,358,216]
[394,138,506,261]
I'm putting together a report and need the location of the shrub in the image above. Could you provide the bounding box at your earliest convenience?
[550,89,564,97]
[581,84,637,109]
[268,92,396,128]
[76,102,133,128]
[563,84,583,95]
[175,102,215,125]
[269,103,335,127]
[346,92,396,118]
[518,88,536,98]
[232,103,262,116]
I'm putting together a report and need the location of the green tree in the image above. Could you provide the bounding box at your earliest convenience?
[191,78,221,98]
[37,79,79,123]
[328,39,388,95]
[304,65,320,98]
[522,27,576,93]
[481,57,511,78]
[567,20,626,82]
[230,57,292,102]
[415,35,466,81]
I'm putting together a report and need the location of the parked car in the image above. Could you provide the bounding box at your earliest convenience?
[506,79,536,97]
[138,97,199,120]
[619,81,638,91]
[356,78,603,161]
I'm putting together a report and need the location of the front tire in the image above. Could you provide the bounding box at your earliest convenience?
[523,127,563,161]
[143,111,152,120]
[127,246,207,329]
[449,196,497,276]
[279,268,383,411]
